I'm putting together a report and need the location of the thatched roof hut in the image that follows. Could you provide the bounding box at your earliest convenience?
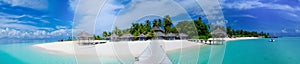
[166,33,176,37]
[76,32,94,44]
[155,32,165,37]
[110,34,119,38]
[139,34,147,37]
[110,34,119,41]
[210,27,227,38]
[152,26,161,31]
[120,34,134,38]
[77,32,93,40]
[152,26,165,36]
[178,33,188,37]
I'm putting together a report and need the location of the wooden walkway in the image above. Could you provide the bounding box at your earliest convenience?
[134,40,172,64]
[188,39,225,45]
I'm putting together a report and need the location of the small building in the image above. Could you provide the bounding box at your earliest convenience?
[139,34,147,41]
[210,27,227,44]
[210,27,228,38]
[166,33,176,40]
[152,26,165,40]
[178,33,188,39]
[76,32,94,44]
[120,34,134,41]
[110,34,119,41]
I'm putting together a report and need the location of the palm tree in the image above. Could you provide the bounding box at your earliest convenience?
[103,31,108,38]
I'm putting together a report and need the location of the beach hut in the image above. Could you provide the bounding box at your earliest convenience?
[139,34,147,41]
[210,27,228,38]
[153,26,165,40]
[210,27,227,44]
[110,34,119,41]
[166,33,176,40]
[76,32,94,44]
[178,33,188,39]
[120,34,134,41]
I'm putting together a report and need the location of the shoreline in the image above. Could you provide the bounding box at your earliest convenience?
[32,37,259,57]
[208,37,260,41]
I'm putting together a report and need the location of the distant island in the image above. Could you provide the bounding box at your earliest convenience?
[61,15,271,41]
[35,15,265,64]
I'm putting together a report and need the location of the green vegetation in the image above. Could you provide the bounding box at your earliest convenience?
[175,17,211,40]
[68,15,270,41]
[226,26,270,38]
[62,15,272,41]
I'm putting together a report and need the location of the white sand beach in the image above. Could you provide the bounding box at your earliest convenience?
[32,37,258,57]
[32,40,201,57]
[208,37,259,41]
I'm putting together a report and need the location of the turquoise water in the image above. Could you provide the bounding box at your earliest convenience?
[0,41,77,64]
[1,37,300,64]
[168,37,300,64]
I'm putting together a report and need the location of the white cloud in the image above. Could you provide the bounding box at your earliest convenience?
[69,0,79,11]
[286,13,298,17]
[196,0,226,26]
[1,0,48,10]
[0,13,50,23]
[221,0,300,12]
[0,13,52,31]
[0,28,71,39]
[281,28,288,33]
[229,14,257,18]
[114,0,190,29]
[56,26,68,29]
[0,11,69,39]
[175,0,204,16]
[95,0,124,34]
[296,29,300,33]
[73,0,107,34]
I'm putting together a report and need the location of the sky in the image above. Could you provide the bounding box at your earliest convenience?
[0,0,299,40]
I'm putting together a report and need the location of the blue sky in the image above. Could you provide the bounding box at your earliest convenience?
[0,0,299,39]
[0,0,73,39]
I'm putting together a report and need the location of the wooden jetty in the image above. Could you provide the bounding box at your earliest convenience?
[188,39,225,45]
[134,40,172,64]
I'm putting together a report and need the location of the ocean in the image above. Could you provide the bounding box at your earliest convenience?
[0,37,300,64]
[168,37,300,64]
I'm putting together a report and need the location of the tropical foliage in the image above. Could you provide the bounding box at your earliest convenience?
[92,15,270,40]
[226,26,270,38]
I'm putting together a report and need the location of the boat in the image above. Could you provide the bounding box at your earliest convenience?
[269,39,275,42]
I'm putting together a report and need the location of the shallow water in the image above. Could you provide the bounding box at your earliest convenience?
[0,41,77,64]
[168,37,300,64]
[1,37,300,64]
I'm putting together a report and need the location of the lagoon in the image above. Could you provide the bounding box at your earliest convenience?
[1,37,300,64]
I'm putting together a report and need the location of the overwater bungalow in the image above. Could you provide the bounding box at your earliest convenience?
[210,27,228,38]
[76,32,94,44]
[120,34,134,41]
[209,27,227,45]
